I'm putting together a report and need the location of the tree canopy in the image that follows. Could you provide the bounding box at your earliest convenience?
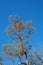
[0,15,43,65]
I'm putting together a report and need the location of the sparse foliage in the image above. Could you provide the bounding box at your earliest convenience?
[0,15,43,65]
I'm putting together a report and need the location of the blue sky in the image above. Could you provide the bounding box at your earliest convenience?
[0,0,43,51]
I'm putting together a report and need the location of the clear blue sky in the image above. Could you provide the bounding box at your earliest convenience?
[0,0,43,53]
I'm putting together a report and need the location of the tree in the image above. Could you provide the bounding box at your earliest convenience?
[1,15,43,65]
[0,53,3,65]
